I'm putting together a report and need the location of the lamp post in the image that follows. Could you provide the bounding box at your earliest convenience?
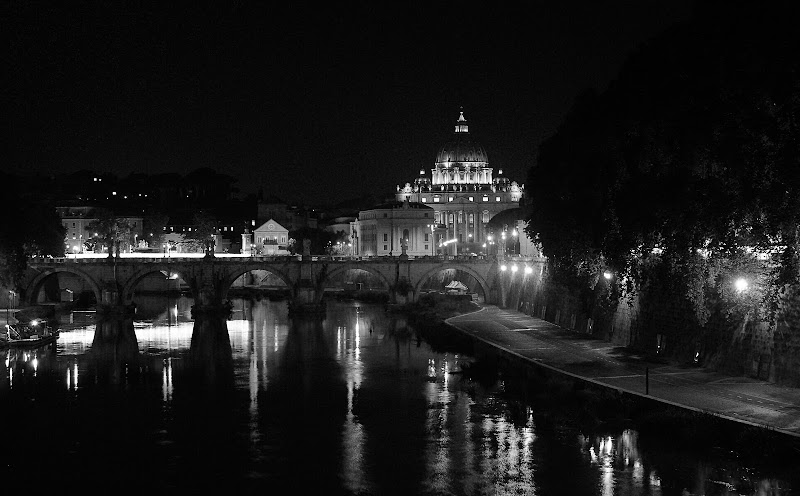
[6,290,15,325]
[511,228,518,256]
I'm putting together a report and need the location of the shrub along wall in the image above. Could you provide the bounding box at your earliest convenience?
[507,263,800,387]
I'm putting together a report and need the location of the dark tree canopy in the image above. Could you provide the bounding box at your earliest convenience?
[181,211,218,255]
[527,5,800,293]
[288,227,336,256]
[0,173,66,287]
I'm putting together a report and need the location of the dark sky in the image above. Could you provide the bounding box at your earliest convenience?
[6,1,694,205]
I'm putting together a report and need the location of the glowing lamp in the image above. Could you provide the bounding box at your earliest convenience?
[500,265,507,272]
[734,278,748,292]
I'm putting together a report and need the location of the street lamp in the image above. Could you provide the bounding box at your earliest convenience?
[6,290,15,325]
[511,228,518,255]
[734,277,748,292]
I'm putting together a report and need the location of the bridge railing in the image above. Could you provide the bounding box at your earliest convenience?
[29,253,544,265]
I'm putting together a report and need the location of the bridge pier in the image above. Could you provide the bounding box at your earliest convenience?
[97,286,138,318]
[288,284,326,317]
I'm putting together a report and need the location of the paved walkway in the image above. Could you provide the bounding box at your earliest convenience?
[446,305,800,438]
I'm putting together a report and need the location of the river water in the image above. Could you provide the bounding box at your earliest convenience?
[2,297,798,495]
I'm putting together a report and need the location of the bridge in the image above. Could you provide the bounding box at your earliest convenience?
[22,254,545,315]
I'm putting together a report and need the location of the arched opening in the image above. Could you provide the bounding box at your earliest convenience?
[224,268,294,321]
[125,269,192,321]
[28,270,99,309]
[228,269,291,301]
[321,267,390,303]
[416,267,487,304]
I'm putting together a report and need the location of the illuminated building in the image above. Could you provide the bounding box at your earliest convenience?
[354,200,435,257]
[394,110,524,255]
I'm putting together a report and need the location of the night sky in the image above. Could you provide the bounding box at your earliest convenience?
[6,1,694,205]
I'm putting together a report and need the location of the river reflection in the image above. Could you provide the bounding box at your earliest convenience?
[1,297,798,494]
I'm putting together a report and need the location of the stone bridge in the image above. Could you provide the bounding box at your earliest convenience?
[22,255,544,314]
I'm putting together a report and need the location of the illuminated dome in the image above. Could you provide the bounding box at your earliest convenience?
[434,111,488,166]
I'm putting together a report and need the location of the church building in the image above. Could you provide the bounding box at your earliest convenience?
[392,111,524,255]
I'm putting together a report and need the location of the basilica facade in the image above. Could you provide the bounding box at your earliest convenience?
[391,111,524,255]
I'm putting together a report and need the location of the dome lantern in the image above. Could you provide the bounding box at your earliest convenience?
[435,110,489,167]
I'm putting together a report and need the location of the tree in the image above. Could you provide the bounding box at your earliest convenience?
[288,227,336,255]
[142,211,170,249]
[0,173,65,288]
[86,209,134,258]
[183,211,218,255]
[525,5,800,323]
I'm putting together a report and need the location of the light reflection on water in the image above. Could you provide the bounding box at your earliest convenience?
[1,297,798,494]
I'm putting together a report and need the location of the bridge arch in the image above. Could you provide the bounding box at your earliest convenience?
[414,263,495,302]
[25,267,103,306]
[121,266,194,303]
[220,265,295,301]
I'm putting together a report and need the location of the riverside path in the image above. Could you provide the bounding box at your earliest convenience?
[447,305,800,439]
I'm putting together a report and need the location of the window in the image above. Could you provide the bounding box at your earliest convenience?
[434,212,440,223]
[449,197,453,202]
[424,233,429,241]
[383,233,388,242]
[468,196,473,202]
[384,213,388,218]
[483,211,490,223]
[483,195,489,202]
[424,244,428,250]
[384,245,388,250]
[434,196,440,203]
[421,197,427,203]
[496,196,501,202]
[72,222,76,228]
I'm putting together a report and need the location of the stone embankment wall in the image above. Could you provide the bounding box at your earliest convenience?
[503,267,800,387]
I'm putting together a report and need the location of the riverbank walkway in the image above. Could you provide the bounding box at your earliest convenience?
[446,305,800,439]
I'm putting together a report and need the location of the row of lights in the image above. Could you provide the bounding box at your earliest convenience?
[499,264,534,274]
[602,269,750,293]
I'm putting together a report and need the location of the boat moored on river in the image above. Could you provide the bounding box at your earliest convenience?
[1,319,60,349]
